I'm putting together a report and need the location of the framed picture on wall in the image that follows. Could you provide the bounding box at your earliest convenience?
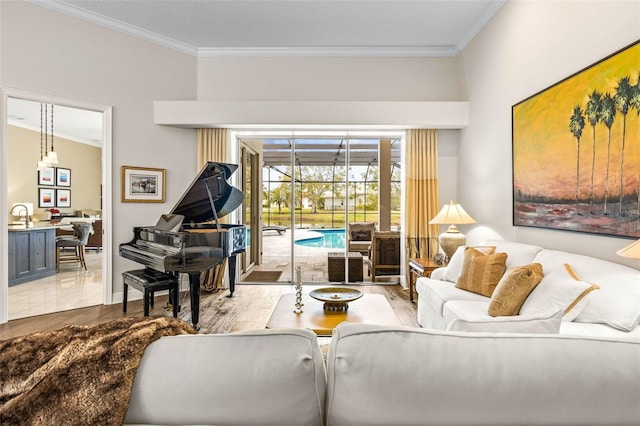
[512,39,640,238]
[121,166,166,203]
[56,189,71,208]
[56,168,71,187]
[38,167,55,186]
[38,188,55,208]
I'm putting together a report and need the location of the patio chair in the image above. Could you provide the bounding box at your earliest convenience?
[347,222,376,255]
[367,231,401,281]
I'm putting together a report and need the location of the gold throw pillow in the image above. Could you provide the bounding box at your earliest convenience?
[455,247,508,297]
[489,263,544,317]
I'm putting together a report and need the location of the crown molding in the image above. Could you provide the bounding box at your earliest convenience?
[456,1,507,52]
[27,0,198,56]
[198,46,458,58]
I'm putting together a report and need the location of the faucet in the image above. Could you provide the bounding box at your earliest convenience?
[10,204,32,225]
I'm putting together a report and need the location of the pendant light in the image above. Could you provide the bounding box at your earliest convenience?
[36,103,50,170]
[46,104,58,165]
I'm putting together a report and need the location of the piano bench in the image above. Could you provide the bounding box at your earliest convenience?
[122,269,180,318]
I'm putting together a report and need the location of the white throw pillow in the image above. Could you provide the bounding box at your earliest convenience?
[442,245,496,283]
[520,264,599,321]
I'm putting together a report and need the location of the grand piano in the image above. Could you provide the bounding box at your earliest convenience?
[120,162,247,328]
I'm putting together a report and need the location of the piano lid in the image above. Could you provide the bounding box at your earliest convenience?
[171,162,245,224]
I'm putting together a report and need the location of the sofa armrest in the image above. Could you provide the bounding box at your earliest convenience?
[430,267,446,280]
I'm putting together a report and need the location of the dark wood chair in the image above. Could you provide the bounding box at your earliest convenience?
[367,231,401,281]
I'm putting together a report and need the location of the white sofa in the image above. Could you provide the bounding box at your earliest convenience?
[124,323,640,425]
[416,239,640,339]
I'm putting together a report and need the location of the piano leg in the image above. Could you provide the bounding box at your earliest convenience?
[188,272,201,330]
[227,255,237,298]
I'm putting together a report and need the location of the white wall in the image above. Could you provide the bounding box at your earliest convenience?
[1,1,198,297]
[457,0,640,266]
[198,56,460,101]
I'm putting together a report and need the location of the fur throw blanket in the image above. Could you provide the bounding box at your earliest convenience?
[0,317,195,425]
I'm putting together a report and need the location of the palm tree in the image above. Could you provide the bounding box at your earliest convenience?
[600,93,616,214]
[569,105,586,214]
[630,73,640,214]
[614,76,632,214]
[585,90,602,214]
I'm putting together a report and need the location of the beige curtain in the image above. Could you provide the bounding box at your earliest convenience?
[405,129,440,259]
[197,128,229,166]
[196,128,231,291]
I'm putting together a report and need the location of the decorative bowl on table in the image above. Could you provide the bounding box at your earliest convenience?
[309,287,363,312]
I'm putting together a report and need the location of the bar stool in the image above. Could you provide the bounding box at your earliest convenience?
[122,268,180,317]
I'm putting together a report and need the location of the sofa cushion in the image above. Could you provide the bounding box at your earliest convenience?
[520,263,600,321]
[445,301,562,334]
[416,277,487,317]
[326,323,640,426]
[442,245,496,283]
[483,239,544,268]
[534,250,640,331]
[124,328,326,426]
[456,247,507,297]
[488,263,544,316]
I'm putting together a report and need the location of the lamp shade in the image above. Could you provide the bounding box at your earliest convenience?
[429,201,476,225]
[617,239,640,259]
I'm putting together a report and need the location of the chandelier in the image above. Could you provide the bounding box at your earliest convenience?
[36,103,59,170]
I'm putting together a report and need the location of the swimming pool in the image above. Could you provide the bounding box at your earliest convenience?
[295,229,345,249]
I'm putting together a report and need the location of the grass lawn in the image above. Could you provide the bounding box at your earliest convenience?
[261,208,400,228]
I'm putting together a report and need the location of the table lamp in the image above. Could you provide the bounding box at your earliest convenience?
[617,239,640,260]
[429,200,476,261]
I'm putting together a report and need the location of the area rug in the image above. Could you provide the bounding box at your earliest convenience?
[0,317,195,426]
[244,270,283,282]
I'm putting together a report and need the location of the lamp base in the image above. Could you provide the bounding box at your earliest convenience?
[439,228,467,261]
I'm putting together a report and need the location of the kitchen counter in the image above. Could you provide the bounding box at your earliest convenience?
[8,221,63,231]
[8,223,59,286]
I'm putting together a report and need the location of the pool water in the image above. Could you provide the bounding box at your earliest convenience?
[295,229,345,249]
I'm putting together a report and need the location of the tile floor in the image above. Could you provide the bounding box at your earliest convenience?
[8,250,103,320]
[253,229,402,284]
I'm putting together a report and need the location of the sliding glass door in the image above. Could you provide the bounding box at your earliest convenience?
[239,133,402,285]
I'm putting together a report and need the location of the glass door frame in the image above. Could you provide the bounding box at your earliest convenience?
[234,130,406,285]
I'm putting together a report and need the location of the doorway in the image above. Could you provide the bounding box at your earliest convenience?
[237,132,404,285]
[1,89,113,324]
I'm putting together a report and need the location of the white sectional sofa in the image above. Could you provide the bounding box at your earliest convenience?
[124,324,640,425]
[416,239,640,339]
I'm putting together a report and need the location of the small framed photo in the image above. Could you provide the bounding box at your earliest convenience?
[38,188,55,208]
[38,167,56,186]
[56,189,71,208]
[56,168,71,187]
[121,166,166,203]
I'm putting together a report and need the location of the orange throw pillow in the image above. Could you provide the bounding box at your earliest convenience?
[455,247,508,297]
[488,263,544,317]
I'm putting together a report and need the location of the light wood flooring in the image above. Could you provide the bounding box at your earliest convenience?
[0,284,418,341]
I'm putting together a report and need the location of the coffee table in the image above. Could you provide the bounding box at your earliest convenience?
[266,293,402,336]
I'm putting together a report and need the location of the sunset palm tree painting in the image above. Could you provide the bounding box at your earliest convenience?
[513,40,640,238]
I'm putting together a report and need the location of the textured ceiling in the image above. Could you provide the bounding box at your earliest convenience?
[38,0,506,56]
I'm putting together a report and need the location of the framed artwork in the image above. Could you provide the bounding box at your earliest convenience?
[38,167,55,186]
[56,168,71,187]
[512,40,640,239]
[56,189,71,208]
[38,188,55,208]
[121,166,166,203]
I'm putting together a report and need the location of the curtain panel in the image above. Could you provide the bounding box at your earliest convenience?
[197,128,229,167]
[405,129,440,260]
[196,128,231,290]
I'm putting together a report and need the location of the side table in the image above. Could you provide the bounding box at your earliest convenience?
[408,258,442,303]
